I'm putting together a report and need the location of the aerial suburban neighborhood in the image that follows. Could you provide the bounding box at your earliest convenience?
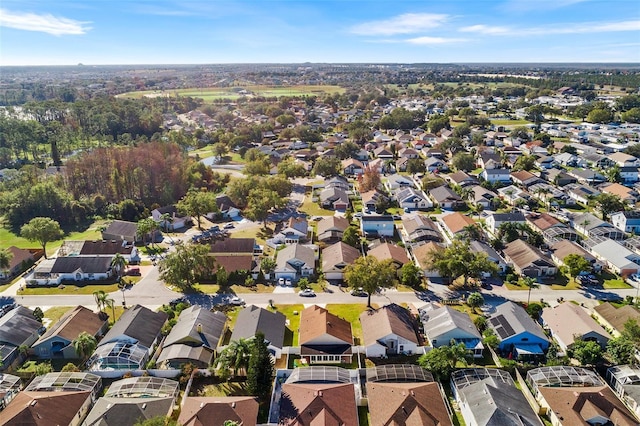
[1,5,640,422]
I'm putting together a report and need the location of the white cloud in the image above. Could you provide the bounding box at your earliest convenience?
[405,36,467,45]
[350,13,450,36]
[0,8,90,35]
[460,20,640,36]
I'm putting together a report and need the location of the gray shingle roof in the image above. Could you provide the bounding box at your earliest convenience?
[489,302,548,343]
[0,306,42,347]
[231,305,286,349]
[162,306,226,349]
[50,256,113,274]
[100,305,167,349]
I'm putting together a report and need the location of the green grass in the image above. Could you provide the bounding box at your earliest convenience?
[191,283,221,294]
[0,218,108,255]
[19,282,122,295]
[451,304,483,322]
[551,277,581,290]
[195,381,249,397]
[358,406,371,426]
[119,85,345,102]
[598,271,632,289]
[188,146,215,159]
[505,282,528,290]
[326,304,371,345]
[269,304,304,346]
[43,306,73,324]
[228,226,265,245]
[300,198,334,217]
[490,119,532,126]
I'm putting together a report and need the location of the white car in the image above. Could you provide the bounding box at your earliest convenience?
[299,289,316,297]
[285,279,293,287]
[228,296,245,306]
[630,274,640,283]
[278,278,285,286]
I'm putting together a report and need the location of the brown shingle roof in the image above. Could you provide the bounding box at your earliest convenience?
[322,242,361,273]
[360,304,420,346]
[366,382,452,426]
[299,305,353,346]
[503,239,554,269]
[550,240,595,263]
[401,215,438,235]
[212,255,253,273]
[368,243,410,267]
[279,383,358,426]
[440,212,475,235]
[528,213,561,231]
[38,305,107,342]
[210,238,255,254]
[0,390,91,426]
[603,183,635,200]
[593,303,640,333]
[178,396,259,426]
[317,216,350,236]
[412,242,444,270]
[538,386,637,426]
[5,246,33,271]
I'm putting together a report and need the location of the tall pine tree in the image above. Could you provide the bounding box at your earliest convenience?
[247,331,274,403]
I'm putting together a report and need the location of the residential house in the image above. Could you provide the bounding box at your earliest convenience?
[541,303,610,351]
[511,170,542,188]
[452,368,544,426]
[0,307,43,371]
[360,215,395,238]
[401,215,442,244]
[550,240,599,271]
[213,194,240,219]
[102,220,142,244]
[566,183,601,205]
[342,158,364,176]
[274,244,315,282]
[602,182,638,204]
[594,303,640,337]
[385,174,414,191]
[503,239,557,278]
[470,240,507,274]
[425,157,448,173]
[279,217,309,244]
[429,185,464,210]
[528,366,638,426]
[486,212,526,235]
[478,151,502,169]
[374,146,394,159]
[572,213,626,240]
[497,185,530,205]
[470,185,499,209]
[152,205,190,231]
[526,212,578,242]
[209,237,260,276]
[360,304,421,358]
[488,301,550,359]
[87,305,167,375]
[0,246,34,281]
[178,396,259,426]
[535,156,555,169]
[299,305,353,364]
[322,242,360,282]
[620,166,640,184]
[481,168,512,183]
[420,303,483,358]
[319,187,350,211]
[543,168,577,187]
[32,306,108,360]
[368,242,410,269]
[584,152,614,169]
[27,256,116,288]
[278,380,358,426]
[361,189,388,213]
[610,152,640,167]
[448,171,478,187]
[0,390,94,426]
[157,306,226,369]
[398,147,420,159]
[440,212,476,238]
[411,242,444,278]
[83,377,179,426]
[394,187,433,211]
[366,370,452,426]
[568,168,607,185]
[325,176,350,191]
[589,239,640,276]
[316,216,350,244]
[612,211,640,234]
[230,305,286,359]
[608,365,640,419]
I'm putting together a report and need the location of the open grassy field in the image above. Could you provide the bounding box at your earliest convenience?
[0,218,108,254]
[490,118,532,126]
[119,85,345,102]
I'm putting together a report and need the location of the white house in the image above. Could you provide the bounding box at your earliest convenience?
[273,244,315,282]
[481,168,512,183]
[27,256,114,286]
[152,206,190,231]
[360,304,421,358]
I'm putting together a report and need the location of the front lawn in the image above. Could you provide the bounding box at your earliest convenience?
[19,282,123,295]
[43,306,73,324]
[300,198,334,217]
[326,304,371,345]
[269,304,304,346]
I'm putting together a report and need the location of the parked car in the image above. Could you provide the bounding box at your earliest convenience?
[629,273,640,283]
[278,278,285,286]
[392,215,402,220]
[228,296,245,306]
[350,287,367,297]
[127,267,141,276]
[169,297,188,307]
[285,279,292,287]
[224,223,235,229]
[299,289,316,297]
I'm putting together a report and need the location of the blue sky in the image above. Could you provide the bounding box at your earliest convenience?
[1,0,639,65]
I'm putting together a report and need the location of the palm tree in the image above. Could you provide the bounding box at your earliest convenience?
[159,212,172,233]
[0,249,12,277]
[534,187,552,210]
[93,290,108,313]
[110,253,127,282]
[73,332,97,361]
[523,276,540,305]
[217,338,253,378]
